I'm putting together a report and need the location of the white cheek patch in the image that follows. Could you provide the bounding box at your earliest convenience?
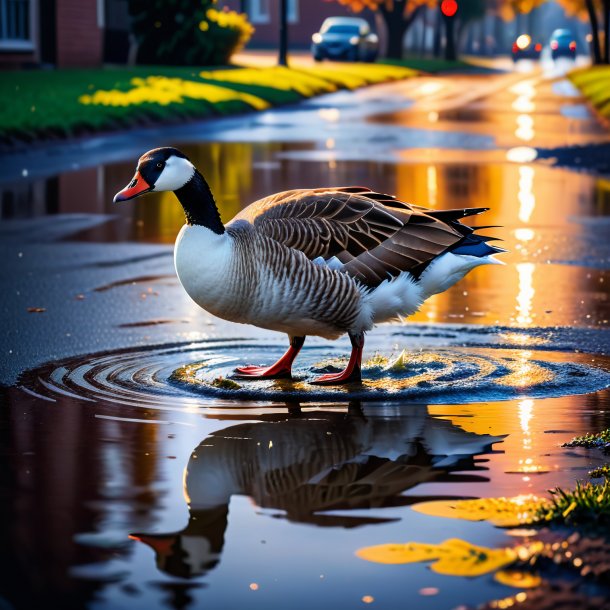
[153,156,196,191]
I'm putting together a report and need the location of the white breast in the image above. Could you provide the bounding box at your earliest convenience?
[174,225,235,317]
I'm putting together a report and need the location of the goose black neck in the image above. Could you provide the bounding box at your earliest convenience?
[175,170,224,234]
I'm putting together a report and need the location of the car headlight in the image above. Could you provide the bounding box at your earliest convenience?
[349,36,360,45]
[516,34,531,50]
[312,33,323,44]
[367,34,378,44]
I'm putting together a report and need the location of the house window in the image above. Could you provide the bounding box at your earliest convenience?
[97,0,105,29]
[287,0,298,24]
[250,0,270,24]
[0,0,34,50]
[249,0,298,25]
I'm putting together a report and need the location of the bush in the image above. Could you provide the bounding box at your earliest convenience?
[129,0,253,66]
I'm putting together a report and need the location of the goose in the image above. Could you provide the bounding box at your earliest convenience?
[114,147,504,385]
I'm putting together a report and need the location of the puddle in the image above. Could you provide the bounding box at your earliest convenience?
[2,72,610,610]
[3,382,610,610]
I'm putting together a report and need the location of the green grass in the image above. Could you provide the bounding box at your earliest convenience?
[534,481,610,528]
[0,63,416,147]
[563,428,610,450]
[590,464,610,479]
[569,66,610,120]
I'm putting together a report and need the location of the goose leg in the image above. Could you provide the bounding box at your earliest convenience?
[233,336,305,380]
[312,332,364,385]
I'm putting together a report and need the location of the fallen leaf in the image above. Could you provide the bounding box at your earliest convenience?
[494,570,542,589]
[356,538,517,577]
[412,496,547,527]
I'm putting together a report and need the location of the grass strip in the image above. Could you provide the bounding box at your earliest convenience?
[568,66,610,120]
[0,63,417,148]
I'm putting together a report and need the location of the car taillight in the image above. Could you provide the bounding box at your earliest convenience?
[551,41,559,50]
[535,43,542,51]
[569,41,576,51]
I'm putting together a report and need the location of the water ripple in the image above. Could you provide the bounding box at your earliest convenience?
[18,339,610,408]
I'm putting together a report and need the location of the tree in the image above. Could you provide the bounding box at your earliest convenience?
[555,0,610,64]
[493,0,547,21]
[128,0,253,66]
[492,0,547,36]
[333,0,437,59]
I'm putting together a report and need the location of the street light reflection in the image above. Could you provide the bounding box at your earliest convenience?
[518,166,536,223]
[516,263,535,326]
[513,95,535,113]
[515,228,535,242]
[318,108,340,122]
[506,147,537,163]
[427,165,438,206]
[515,114,534,141]
[418,81,444,96]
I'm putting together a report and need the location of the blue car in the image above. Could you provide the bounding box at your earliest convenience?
[311,17,378,62]
[550,28,576,60]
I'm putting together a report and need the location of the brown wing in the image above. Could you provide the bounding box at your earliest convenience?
[229,187,487,287]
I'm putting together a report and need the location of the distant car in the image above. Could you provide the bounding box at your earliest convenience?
[511,34,542,61]
[550,28,576,60]
[311,17,378,62]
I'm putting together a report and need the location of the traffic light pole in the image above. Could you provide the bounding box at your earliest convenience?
[279,0,288,66]
[440,0,458,61]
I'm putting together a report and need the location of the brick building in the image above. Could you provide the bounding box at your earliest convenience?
[0,0,104,68]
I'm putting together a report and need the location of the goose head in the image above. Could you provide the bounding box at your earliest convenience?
[113,147,195,202]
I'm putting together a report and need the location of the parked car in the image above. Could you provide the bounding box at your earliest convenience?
[550,28,576,60]
[511,34,542,61]
[311,17,378,62]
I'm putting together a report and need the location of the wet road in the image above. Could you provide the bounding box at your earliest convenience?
[2,63,610,610]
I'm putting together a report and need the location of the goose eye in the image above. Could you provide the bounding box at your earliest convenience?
[157,162,164,169]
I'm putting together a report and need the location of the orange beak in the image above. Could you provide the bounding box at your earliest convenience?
[129,533,176,557]
[113,171,151,202]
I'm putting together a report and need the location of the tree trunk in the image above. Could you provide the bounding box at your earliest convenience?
[380,1,423,60]
[384,18,409,59]
[419,6,427,57]
[433,3,442,58]
[380,1,407,60]
[585,0,602,64]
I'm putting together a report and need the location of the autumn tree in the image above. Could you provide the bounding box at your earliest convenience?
[491,0,547,42]
[332,0,437,59]
[555,0,609,63]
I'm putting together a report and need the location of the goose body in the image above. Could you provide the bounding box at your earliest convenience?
[115,148,504,384]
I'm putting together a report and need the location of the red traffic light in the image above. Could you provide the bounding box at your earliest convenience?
[441,0,458,17]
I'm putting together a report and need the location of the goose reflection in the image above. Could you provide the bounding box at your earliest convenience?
[131,402,503,579]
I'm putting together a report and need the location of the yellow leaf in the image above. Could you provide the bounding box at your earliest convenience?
[411,496,548,527]
[356,538,516,577]
[430,539,516,577]
[355,541,443,564]
[494,570,542,589]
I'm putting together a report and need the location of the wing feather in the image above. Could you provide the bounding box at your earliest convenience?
[229,187,489,287]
